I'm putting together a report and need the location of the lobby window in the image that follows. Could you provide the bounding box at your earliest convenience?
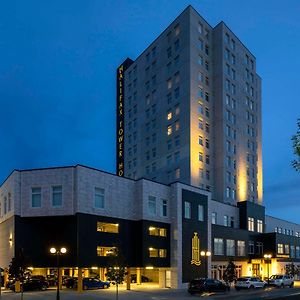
[149,226,167,237]
[248,241,254,254]
[237,241,245,256]
[94,187,105,209]
[97,246,116,257]
[161,199,168,217]
[97,222,119,233]
[226,239,235,256]
[248,217,254,232]
[224,215,229,227]
[212,212,217,224]
[285,244,290,254]
[149,248,167,258]
[277,243,284,254]
[214,238,224,255]
[257,219,263,233]
[184,201,191,219]
[148,196,156,216]
[31,187,41,208]
[198,204,204,221]
[52,186,62,207]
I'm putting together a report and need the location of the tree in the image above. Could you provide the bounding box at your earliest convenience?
[223,260,237,285]
[105,247,127,300]
[292,119,300,171]
[8,249,29,300]
[286,263,299,277]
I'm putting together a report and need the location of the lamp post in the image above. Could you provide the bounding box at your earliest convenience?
[50,247,67,300]
[201,251,211,279]
[264,254,272,285]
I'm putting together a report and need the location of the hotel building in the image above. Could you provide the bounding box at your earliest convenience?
[0,5,299,290]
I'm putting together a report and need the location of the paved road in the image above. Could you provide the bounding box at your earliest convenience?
[1,286,300,300]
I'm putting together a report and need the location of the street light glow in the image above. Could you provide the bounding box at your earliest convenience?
[60,247,67,254]
[50,247,56,254]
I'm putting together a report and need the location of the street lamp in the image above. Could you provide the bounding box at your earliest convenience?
[264,254,272,285]
[201,251,211,279]
[50,247,67,300]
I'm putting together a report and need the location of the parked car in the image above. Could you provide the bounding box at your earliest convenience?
[65,277,77,289]
[82,278,110,290]
[30,275,49,287]
[11,278,48,292]
[65,277,110,290]
[130,274,152,283]
[235,277,267,290]
[188,278,230,294]
[268,275,294,288]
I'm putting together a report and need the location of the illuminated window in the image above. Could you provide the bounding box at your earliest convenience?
[97,246,116,257]
[149,226,167,237]
[237,241,245,256]
[198,22,203,34]
[248,217,254,232]
[285,244,290,254]
[97,222,119,233]
[214,238,224,255]
[167,79,172,89]
[174,24,180,36]
[175,121,180,131]
[226,239,235,256]
[257,219,263,233]
[94,187,105,209]
[277,244,283,254]
[184,201,191,219]
[175,105,180,115]
[149,248,167,258]
[224,215,229,227]
[175,168,180,179]
[167,111,172,120]
[52,186,62,207]
[31,187,41,208]
[167,125,172,136]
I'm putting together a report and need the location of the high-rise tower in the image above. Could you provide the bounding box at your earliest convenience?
[116,6,262,205]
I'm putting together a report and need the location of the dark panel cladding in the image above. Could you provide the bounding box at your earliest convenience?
[14,215,77,268]
[116,58,134,177]
[182,189,208,283]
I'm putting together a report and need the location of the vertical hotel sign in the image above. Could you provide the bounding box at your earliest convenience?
[116,58,133,177]
[191,232,201,266]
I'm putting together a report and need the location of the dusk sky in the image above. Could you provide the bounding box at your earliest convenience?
[0,1,299,222]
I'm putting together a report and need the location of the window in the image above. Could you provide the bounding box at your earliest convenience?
[149,248,167,258]
[174,24,180,36]
[226,239,235,256]
[31,187,41,208]
[277,243,284,254]
[184,201,191,219]
[148,196,156,216]
[97,246,116,257]
[212,212,217,224]
[285,244,290,254]
[257,219,263,233]
[256,242,263,254]
[94,187,105,208]
[224,215,229,227]
[8,193,11,212]
[97,222,119,233]
[167,79,172,89]
[198,135,203,146]
[248,217,254,232]
[214,238,224,255]
[52,186,62,207]
[291,245,295,258]
[296,246,300,259]
[199,152,203,162]
[167,125,172,136]
[149,226,167,237]
[248,241,254,254]
[237,241,245,256]
[226,187,230,198]
[198,205,204,221]
[161,199,168,217]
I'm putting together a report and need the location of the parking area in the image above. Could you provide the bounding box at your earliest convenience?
[1,283,300,300]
